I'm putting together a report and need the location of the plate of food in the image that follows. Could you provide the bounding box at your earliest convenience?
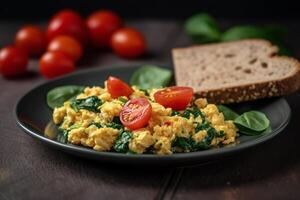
[15,39,299,166]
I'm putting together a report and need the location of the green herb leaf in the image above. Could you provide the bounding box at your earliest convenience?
[130,65,172,90]
[184,13,221,43]
[47,85,85,109]
[71,96,102,112]
[217,105,239,120]
[114,131,133,153]
[221,25,287,44]
[234,111,270,135]
[118,96,128,104]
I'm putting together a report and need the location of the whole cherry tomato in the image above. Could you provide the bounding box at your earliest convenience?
[107,76,134,98]
[0,46,28,77]
[48,35,83,62]
[47,9,88,45]
[120,98,152,130]
[110,27,146,58]
[39,51,75,79]
[154,86,194,110]
[86,10,123,48]
[15,25,47,56]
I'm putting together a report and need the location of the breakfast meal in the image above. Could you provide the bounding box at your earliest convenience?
[49,76,271,155]
[173,39,300,104]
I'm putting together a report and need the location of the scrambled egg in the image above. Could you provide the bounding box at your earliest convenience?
[53,85,237,155]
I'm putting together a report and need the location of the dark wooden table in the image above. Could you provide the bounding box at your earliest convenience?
[1,19,300,200]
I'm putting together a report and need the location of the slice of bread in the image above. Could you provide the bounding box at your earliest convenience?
[172,39,300,104]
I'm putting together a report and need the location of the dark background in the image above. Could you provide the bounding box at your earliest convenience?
[0,0,300,20]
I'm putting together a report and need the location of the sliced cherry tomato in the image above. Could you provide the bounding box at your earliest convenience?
[154,86,194,110]
[15,25,47,56]
[47,9,88,45]
[120,98,152,130]
[0,46,28,77]
[86,10,123,48]
[48,35,83,62]
[110,27,146,58]
[107,76,134,98]
[39,51,75,79]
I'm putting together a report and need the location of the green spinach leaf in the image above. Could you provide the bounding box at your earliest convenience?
[114,131,133,153]
[47,85,85,109]
[234,111,270,134]
[130,65,172,90]
[71,96,102,112]
[217,105,239,120]
[184,13,221,43]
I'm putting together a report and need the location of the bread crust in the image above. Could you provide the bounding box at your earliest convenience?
[173,39,300,104]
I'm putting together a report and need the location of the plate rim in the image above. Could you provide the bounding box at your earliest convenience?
[14,65,292,162]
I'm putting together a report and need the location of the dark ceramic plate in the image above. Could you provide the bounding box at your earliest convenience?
[15,65,291,166]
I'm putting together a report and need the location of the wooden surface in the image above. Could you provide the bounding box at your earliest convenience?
[1,20,300,200]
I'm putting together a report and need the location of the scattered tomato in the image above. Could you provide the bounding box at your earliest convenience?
[107,76,134,98]
[120,98,152,130]
[110,27,146,58]
[87,10,123,48]
[15,25,47,56]
[39,51,75,79]
[47,9,88,45]
[154,86,194,110]
[0,46,28,77]
[48,35,83,62]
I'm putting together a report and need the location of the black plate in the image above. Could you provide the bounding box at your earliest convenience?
[15,65,291,166]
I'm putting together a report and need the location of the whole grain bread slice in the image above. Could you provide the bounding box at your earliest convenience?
[172,39,300,104]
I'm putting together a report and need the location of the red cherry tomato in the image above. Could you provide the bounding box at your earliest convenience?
[48,35,83,62]
[39,51,75,79]
[0,46,28,77]
[107,76,134,98]
[154,86,194,110]
[47,9,88,45]
[86,10,123,48]
[120,98,152,130]
[15,25,47,56]
[110,28,146,58]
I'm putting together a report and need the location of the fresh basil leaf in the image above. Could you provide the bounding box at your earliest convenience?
[47,85,85,109]
[184,13,221,43]
[114,131,133,153]
[217,105,239,120]
[71,96,102,112]
[221,25,287,44]
[234,111,270,134]
[130,65,172,90]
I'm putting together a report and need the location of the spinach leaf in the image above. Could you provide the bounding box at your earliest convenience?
[184,13,221,43]
[118,96,128,104]
[71,96,102,112]
[130,65,172,90]
[89,122,102,128]
[47,85,85,109]
[194,127,216,150]
[217,105,239,120]
[106,116,124,130]
[171,110,180,116]
[234,111,270,134]
[114,131,133,153]
[172,137,194,151]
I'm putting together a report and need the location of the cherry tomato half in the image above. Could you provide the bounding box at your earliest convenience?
[39,51,75,79]
[110,27,146,58]
[86,10,123,48]
[107,76,134,98]
[0,46,28,77]
[15,25,47,56]
[48,35,83,62]
[154,86,194,110]
[47,9,88,45]
[120,98,152,130]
